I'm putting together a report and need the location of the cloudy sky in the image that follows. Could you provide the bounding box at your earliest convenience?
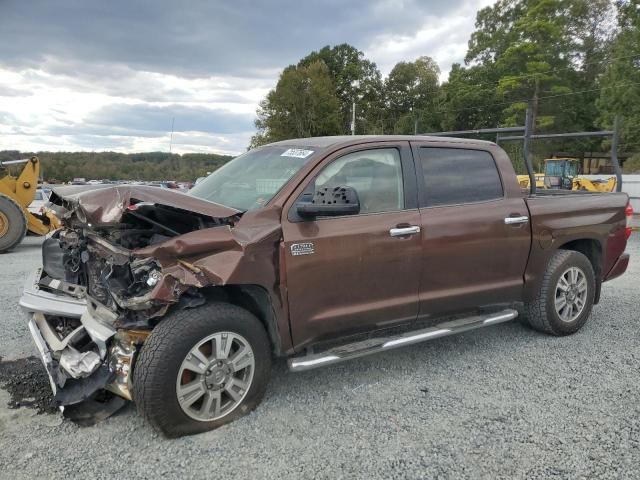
[0,0,493,156]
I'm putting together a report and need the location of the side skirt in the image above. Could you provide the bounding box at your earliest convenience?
[288,309,518,372]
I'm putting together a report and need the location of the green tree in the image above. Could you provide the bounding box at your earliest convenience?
[464,0,613,131]
[439,63,502,132]
[298,44,385,134]
[250,60,342,147]
[385,56,441,134]
[0,151,233,182]
[598,0,640,154]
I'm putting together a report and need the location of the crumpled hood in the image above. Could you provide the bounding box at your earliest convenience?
[49,185,241,224]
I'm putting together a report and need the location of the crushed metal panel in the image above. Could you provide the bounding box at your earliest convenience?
[49,184,241,225]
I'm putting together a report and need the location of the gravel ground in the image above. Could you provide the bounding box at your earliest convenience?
[0,235,638,479]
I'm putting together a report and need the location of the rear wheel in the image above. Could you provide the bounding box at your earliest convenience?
[0,194,27,253]
[132,302,272,437]
[525,249,595,335]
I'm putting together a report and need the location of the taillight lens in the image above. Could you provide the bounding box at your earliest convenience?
[626,202,634,239]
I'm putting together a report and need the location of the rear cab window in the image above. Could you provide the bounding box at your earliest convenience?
[417,147,504,207]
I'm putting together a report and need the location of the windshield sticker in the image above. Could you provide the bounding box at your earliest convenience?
[281,148,314,159]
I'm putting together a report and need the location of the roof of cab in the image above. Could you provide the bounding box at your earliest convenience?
[267,135,495,150]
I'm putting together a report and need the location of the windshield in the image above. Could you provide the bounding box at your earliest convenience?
[189,146,316,211]
[545,160,578,178]
[545,160,565,177]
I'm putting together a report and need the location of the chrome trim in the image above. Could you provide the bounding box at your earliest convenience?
[81,302,117,357]
[382,328,452,348]
[28,318,58,394]
[0,158,31,166]
[19,268,87,318]
[504,216,529,225]
[288,309,518,372]
[389,225,421,237]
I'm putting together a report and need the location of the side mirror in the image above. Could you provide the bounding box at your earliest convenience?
[296,186,360,218]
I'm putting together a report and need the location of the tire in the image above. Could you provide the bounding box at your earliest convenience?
[525,249,595,336]
[0,193,27,253]
[132,302,272,437]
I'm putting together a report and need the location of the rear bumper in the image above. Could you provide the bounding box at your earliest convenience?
[604,253,630,282]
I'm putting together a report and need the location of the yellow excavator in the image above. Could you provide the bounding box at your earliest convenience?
[517,158,617,192]
[0,156,61,252]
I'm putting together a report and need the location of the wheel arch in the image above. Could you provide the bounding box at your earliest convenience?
[199,284,285,357]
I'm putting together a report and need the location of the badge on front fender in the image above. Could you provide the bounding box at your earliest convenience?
[290,242,315,256]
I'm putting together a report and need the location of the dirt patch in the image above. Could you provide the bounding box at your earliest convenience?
[0,356,57,414]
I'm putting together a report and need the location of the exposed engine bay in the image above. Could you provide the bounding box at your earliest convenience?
[48,198,235,327]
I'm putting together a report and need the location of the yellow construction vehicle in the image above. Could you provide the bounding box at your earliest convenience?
[0,156,60,252]
[517,158,617,192]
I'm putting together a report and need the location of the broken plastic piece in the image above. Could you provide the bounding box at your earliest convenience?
[59,348,101,378]
[51,365,114,407]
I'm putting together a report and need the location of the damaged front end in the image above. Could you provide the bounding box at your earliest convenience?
[22,271,146,424]
[21,185,251,424]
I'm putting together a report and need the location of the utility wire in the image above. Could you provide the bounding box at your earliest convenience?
[410,53,640,103]
[456,53,640,91]
[411,53,640,97]
[432,80,640,115]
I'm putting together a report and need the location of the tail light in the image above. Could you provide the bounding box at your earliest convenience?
[626,201,634,239]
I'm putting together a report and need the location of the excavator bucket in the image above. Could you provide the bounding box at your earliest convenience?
[572,176,617,192]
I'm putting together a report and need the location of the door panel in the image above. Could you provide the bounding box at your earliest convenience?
[281,142,421,349]
[418,199,530,318]
[412,144,531,319]
[283,211,422,347]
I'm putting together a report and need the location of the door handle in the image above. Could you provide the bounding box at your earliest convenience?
[389,226,421,237]
[504,216,529,225]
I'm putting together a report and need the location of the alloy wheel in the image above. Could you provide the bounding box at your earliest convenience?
[176,331,255,422]
[554,266,588,323]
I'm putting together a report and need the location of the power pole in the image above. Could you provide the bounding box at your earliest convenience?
[531,78,539,134]
[351,100,356,135]
[169,117,175,153]
[524,103,536,195]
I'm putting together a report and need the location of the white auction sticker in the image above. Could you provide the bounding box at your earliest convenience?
[281,148,314,158]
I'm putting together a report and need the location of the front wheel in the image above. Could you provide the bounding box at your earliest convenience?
[132,302,272,437]
[525,249,596,336]
[0,194,27,253]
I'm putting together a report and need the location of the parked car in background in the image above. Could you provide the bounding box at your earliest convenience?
[27,188,50,214]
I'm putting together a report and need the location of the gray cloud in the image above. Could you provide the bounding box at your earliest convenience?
[0,0,488,154]
[0,0,469,77]
[84,103,254,134]
[18,62,267,103]
[0,85,30,97]
[2,103,253,142]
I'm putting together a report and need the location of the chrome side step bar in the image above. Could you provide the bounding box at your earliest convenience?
[288,309,518,372]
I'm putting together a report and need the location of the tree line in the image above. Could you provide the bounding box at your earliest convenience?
[251,0,640,173]
[0,150,232,183]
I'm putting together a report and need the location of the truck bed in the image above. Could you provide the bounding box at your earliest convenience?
[522,190,629,300]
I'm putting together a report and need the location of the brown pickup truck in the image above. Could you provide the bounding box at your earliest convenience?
[20,135,632,437]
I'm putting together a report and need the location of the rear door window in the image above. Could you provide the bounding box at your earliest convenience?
[418,148,503,207]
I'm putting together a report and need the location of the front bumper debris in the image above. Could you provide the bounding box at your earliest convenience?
[19,267,86,318]
[20,268,149,424]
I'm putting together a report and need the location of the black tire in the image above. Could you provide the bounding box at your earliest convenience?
[0,193,27,253]
[525,249,596,336]
[132,302,272,437]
